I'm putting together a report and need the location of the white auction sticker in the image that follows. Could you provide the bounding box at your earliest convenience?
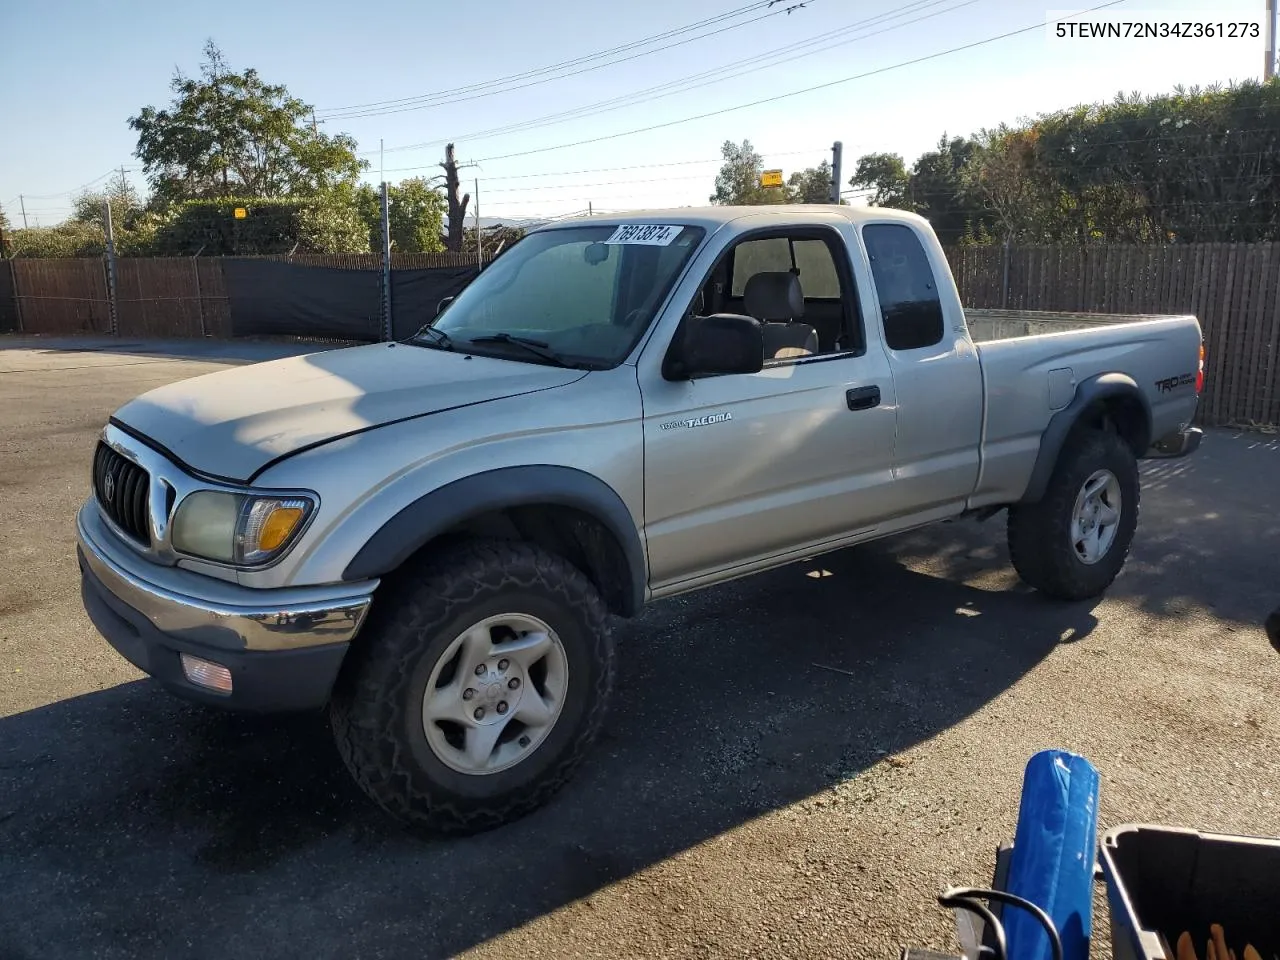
[604,224,681,246]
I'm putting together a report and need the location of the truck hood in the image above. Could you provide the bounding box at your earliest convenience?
[111,343,586,482]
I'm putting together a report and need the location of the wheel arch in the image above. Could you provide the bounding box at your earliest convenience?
[342,466,646,617]
[1020,372,1151,504]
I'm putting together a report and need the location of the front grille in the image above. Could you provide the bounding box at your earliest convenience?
[93,441,151,546]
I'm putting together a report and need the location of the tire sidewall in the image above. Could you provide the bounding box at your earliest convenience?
[1056,432,1139,586]
[390,566,608,803]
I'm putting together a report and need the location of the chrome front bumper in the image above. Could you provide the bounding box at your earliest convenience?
[76,501,375,653]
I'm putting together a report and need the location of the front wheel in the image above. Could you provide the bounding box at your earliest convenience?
[1007,428,1140,601]
[329,540,615,834]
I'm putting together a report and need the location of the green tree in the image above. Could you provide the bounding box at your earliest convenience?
[129,40,365,204]
[710,139,787,205]
[849,152,912,208]
[909,135,990,244]
[71,170,145,232]
[299,188,371,254]
[0,203,9,231]
[355,178,447,253]
[786,160,840,203]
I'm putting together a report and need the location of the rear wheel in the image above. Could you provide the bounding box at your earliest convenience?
[329,539,615,834]
[1008,428,1139,601]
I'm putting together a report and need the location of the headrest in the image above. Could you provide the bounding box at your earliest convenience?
[743,271,804,320]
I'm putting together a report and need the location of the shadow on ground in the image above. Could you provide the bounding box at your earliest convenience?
[0,535,1095,959]
[887,429,1280,630]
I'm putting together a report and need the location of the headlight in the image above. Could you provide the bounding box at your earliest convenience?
[171,491,314,566]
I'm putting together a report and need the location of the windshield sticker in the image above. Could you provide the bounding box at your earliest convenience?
[604,224,681,246]
[660,412,732,431]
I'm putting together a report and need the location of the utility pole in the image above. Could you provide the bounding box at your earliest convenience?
[474,178,482,269]
[1267,0,1276,81]
[829,141,844,204]
[19,195,27,229]
[103,199,119,336]
[380,181,392,341]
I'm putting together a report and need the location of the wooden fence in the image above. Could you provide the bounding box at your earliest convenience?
[945,243,1280,427]
[2,245,1278,426]
[2,252,485,342]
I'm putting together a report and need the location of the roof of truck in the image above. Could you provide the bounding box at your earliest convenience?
[540,204,928,232]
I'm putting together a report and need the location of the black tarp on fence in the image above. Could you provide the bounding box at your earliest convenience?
[223,258,383,341]
[0,261,18,333]
[390,265,480,339]
[222,258,483,342]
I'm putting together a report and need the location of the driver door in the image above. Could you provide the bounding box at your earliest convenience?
[639,222,899,592]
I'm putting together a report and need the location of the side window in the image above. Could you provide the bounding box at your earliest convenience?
[728,238,839,299]
[729,238,791,296]
[862,223,945,351]
[717,234,861,359]
[790,240,841,298]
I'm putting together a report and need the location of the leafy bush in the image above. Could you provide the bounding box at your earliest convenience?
[10,223,105,258]
[147,195,371,255]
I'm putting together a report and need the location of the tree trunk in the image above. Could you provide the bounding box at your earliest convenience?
[441,143,470,252]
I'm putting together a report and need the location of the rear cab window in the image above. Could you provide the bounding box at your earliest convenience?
[861,223,945,351]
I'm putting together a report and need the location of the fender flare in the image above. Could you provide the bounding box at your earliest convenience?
[341,465,646,616]
[1019,372,1152,504]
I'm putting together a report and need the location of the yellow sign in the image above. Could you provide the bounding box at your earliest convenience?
[233,207,247,219]
[760,169,784,188]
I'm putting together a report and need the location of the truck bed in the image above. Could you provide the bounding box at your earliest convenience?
[965,308,1193,343]
[962,307,1203,512]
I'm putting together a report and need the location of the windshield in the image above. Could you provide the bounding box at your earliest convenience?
[416,223,705,368]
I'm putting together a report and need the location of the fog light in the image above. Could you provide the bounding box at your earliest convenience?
[180,654,233,693]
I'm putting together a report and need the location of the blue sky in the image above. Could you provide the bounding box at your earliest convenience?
[0,0,1267,224]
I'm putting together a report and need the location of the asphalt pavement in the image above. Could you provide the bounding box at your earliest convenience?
[1,336,1278,960]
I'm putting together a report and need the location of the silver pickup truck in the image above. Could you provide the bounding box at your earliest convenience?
[77,205,1205,833]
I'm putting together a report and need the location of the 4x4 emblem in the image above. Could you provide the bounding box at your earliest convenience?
[102,471,115,503]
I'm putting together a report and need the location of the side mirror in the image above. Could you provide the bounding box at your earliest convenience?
[664,313,764,380]
[436,296,455,317]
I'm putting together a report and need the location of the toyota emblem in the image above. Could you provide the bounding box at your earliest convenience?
[102,471,115,503]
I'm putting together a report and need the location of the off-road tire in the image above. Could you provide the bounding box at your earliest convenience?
[1007,428,1140,601]
[329,539,615,834]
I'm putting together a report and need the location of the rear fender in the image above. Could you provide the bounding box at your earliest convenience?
[1019,373,1152,504]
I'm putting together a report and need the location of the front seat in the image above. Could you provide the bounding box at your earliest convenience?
[743,271,819,360]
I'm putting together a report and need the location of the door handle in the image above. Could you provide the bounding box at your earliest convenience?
[846,385,881,411]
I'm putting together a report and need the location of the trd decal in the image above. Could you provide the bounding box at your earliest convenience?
[1154,373,1195,393]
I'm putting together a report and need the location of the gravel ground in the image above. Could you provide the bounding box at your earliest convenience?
[1,338,1278,960]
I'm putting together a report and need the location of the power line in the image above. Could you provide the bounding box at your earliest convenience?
[20,167,136,201]
[334,0,810,124]
[325,1,775,113]
[335,0,803,124]
[483,173,727,194]
[375,0,980,154]
[466,0,1130,165]
[381,148,827,179]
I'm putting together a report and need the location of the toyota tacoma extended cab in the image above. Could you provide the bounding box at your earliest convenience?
[77,205,1205,833]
